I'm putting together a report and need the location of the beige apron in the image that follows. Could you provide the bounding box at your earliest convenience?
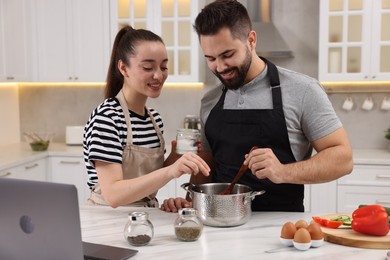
[87,90,165,207]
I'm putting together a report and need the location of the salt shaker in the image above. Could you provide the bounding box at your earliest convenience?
[174,208,203,241]
[176,129,200,154]
[124,212,154,246]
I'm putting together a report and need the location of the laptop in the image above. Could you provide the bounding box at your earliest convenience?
[0,178,138,260]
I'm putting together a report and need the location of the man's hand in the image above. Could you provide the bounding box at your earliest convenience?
[245,148,285,184]
[160,197,192,213]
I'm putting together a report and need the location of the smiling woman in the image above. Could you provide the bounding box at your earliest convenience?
[82,26,210,208]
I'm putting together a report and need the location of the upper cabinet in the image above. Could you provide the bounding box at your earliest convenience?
[0,0,35,82]
[110,0,205,83]
[35,0,110,82]
[319,0,390,82]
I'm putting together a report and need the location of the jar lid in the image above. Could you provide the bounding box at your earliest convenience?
[129,211,148,221]
[177,128,200,134]
[179,208,197,216]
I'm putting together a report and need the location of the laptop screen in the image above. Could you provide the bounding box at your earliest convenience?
[0,178,137,260]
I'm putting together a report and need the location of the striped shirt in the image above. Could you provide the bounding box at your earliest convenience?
[83,97,164,189]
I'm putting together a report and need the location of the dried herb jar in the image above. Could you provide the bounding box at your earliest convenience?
[124,212,154,246]
[174,208,203,242]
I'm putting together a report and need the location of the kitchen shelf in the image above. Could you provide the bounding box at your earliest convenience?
[322,82,390,93]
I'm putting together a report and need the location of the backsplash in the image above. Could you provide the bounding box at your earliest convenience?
[12,85,389,150]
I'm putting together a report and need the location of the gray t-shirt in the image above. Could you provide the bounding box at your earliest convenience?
[200,65,342,161]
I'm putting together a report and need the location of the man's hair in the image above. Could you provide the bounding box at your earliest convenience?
[193,0,252,41]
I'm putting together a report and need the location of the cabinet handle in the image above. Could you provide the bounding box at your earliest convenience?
[60,160,81,165]
[376,175,390,179]
[6,76,14,80]
[25,163,39,170]
[69,76,73,80]
[0,172,11,177]
[372,75,376,79]
[376,200,390,205]
[74,76,78,80]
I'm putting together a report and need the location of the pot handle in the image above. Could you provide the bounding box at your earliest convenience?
[244,190,266,205]
[180,182,194,199]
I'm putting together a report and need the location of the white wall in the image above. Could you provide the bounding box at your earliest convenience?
[0,85,20,145]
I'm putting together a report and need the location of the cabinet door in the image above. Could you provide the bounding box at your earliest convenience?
[35,0,73,82]
[71,0,110,82]
[36,0,110,82]
[370,0,390,80]
[319,0,372,81]
[337,185,390,212]
[110,0,204,83]
[337,164,390,212]
[0,0,34,82]
[0,159,46,181]
[49,157,89,204]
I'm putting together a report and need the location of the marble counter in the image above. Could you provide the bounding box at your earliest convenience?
[352,149,390,165]
[80,206,388,260]
[0,142,83,170]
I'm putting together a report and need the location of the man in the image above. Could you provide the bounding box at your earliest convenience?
[161,0,353,212]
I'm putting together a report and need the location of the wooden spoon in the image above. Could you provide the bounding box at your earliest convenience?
[219,146,258,195]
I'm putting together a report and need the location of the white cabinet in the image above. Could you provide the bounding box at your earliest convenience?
[110,0,205,83]
[319,0,390,81]
[337,164,390,212]
[0,0,35,82]
[35,0,110,82]
[156,175,190,203]
[49,156,89,204]
[0,159,46,181]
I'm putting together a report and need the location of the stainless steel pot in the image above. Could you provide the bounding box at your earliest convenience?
[181,182,265,227]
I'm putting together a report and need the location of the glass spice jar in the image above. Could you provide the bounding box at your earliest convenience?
[124,212,154,246]
[174,208,203,242]
[176,129,201,155]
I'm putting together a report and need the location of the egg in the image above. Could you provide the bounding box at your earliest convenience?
[295,219,308,230]
[293,227,311,243]
[280,221,297,239]
[293,228,312,251]
[307,222,324,240]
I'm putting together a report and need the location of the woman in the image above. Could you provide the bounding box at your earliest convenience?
[83,26,210,208]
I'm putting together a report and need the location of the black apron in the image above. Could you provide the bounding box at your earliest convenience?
[205,57,304,212]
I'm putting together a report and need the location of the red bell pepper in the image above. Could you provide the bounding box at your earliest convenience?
[351,204,390,236]
[312,216,343,228]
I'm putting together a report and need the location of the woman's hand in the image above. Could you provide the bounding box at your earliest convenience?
[167,148,210,179]
[160,197,192,213]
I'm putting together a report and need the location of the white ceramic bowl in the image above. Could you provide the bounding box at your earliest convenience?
[293,241,312,251]
[311,238,324,248]
[279,237,293,247]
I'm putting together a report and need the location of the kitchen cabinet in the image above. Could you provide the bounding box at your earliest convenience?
[156,174,190,203]
[35,0,110,82]
[48,156,89,204]
[0,0,35,82]
[110,0,205,83]
[319,0,390,81]
[337,164,390,212]
[0,159,46,181]
[310,154,390,214]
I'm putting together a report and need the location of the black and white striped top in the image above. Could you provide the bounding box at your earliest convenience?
[83,97,164,189]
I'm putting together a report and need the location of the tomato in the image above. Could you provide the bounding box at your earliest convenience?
[326,220,343,228]
[312,216,343,229]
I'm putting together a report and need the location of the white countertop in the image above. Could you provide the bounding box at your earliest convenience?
[352,149,390,165]
[0,142,83,170]
[80,206,388,260]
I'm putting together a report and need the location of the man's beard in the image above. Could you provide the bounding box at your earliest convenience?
[215,47,252,90]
